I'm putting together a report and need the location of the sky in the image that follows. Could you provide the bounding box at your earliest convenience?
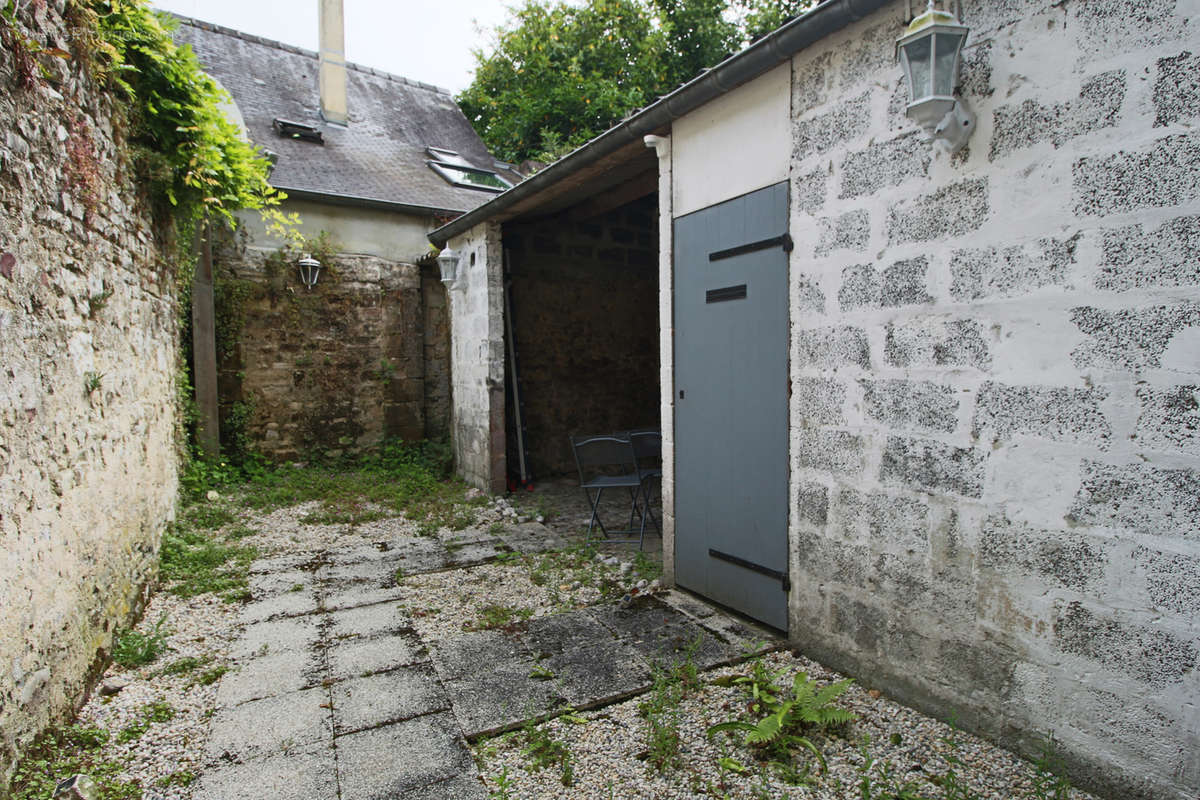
[150,0,517,94]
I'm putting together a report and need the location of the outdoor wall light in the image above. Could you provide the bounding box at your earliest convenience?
[436,246,460,289]
[897,0,973,153]
[296,253,322,289]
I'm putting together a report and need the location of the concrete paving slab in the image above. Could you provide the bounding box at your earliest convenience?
[429,630,529,681]
[328,631,427,681]
[388,547,450,575]
[660,589,718,619]
[315,558,401,586]
[497,522,567,554]
[330,664,449,735]
[240,589,319,624]
[545,641,652,708]
[700,612,777,653]
[447,662,565,737]
[232,615,321,660]
[588,596,691,638]
[324,602,412,641]
[250,570,317,597]
[249,552,322,574]
[320,583,405,611]
[217,648,324,707]
[206,686,332,762]
[192,741,337,800]
[335,712,476,800]
[518,608,614,658]
[626,621,736,669]
[401,774,491,800]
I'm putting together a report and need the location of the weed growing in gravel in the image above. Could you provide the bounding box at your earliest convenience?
[183,503,237,530]
[154,655,206,677]
[469,603,534,631]
[159,516,258,602]
[490,765,516,799]
[156,770,197,788]
[116,700,176,743]
[111,615,169,667]
[193,664,230,686]
[9,725,141,800]
[638,641,703,774]
[520,719,573,786]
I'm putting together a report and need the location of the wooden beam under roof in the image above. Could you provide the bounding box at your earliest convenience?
[566,168,658,221]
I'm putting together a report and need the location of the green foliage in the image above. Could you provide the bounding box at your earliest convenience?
[111,615,169,667]
[521,719,572,785]
[154,656,205,677]
[637,640,702,773]
[116,700,175,743]
[470,603,534,631]
[84,371,104,394]
[159,516,257,602]
[741,0,816,41]
[9,724,141,800]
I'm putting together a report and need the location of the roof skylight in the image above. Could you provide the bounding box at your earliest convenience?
[426,147,512,193]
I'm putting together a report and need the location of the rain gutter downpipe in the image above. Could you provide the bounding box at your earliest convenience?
[428,0,890,248]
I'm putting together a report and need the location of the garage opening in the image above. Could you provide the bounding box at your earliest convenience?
[501,191,660,493]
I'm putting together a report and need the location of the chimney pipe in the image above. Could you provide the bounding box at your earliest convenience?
[318,0,348,126]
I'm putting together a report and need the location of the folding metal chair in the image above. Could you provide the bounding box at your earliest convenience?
[569,433,648,548]
[628,428,662,535]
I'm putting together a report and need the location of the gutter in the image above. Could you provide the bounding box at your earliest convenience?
[276,185,470,218]
[428,0,890,247]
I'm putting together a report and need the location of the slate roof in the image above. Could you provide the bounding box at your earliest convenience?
[172,15,521,215]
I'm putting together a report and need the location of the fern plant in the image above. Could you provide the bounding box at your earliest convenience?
[708,668,856,774]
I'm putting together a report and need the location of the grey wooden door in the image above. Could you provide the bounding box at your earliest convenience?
[673,181,789,632]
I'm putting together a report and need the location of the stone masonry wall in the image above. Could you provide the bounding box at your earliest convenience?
[214,231,446,460]
[505,195,660,477]
[0,4,178,790]
[786,2,1199,798]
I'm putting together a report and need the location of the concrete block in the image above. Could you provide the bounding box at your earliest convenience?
[839,133,929,199]
[958,40,994,100]
[950,236,1077,301]
[815,209,869,257]
[793,376,846,425]
[990,71,1125,160]
[1054,599,1197,686]
[830,593,887,654]
[887,178,988,244]
[796,429,866,475]
[838,264,878,310]
[879,435,987,498]
[836,488,929,553]
[881,257,933,307]
[1070,302,1200,371]
[1132,545,1200,616]
[978,514,1107,592]
[1075,0,1181,56]
[884,318,991,370]
[861,378,959,434]
[1074,132,1200,216]
[795,275,827,314]
[795,482,829,527]
[795,325,870,369]
[1135,385,1200,457]
[794,529,870,589]
[795,92,870,160]
[1069,460,1200,540]
[793,167,828,214]
[936,638,1017,699]
[972,381,1110,446]
[837,20,894,90]
[1098,214,1200,291]
[1153,50,1200,127]
[792,51,835,115]
[871,551,934,598]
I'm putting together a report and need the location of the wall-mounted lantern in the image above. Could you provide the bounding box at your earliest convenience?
[436,246,461,290]
[296,253,321,289]
[897,0,973,152]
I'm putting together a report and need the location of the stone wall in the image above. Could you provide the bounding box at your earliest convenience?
[214,232,450,460]
[0,4,178,789]
[784,2,1199,797]
[505,195,659,477]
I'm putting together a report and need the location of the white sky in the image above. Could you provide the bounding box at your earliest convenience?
[150,0,517,94]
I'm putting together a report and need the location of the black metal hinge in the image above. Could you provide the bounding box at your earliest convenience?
[709,233,793,262]
[709,548,790,592]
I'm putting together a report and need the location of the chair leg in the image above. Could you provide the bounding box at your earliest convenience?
[584,487,607,544]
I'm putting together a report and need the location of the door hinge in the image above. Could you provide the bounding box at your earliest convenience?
[709,233,793,262]
[709,548,790,592]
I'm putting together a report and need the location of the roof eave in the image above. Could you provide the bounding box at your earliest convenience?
[275,186,471,218]
[427,0,891,247]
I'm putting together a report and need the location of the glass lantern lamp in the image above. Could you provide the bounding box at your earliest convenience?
[296,253,321,290]
[436,247,460,289]
[897,1,973,150]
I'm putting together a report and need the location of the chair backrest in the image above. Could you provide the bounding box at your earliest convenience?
[627,429,662,474]
[569,433,638,482]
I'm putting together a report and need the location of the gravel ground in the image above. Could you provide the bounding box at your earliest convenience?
[58,488,1095,800]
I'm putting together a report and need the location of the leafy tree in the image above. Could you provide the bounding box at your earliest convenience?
[650,0,742,91]
[741,0,817,42]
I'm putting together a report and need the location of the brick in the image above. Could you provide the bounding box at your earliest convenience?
[1153,51,1200,127]
[990,71,1125,160]
[795,325,870,369]
[839,133,930,199]
[837,488,930,553]
[950,236,1077,301]
[1097,215,1200,291]
[795,429,866,475]
[794,92,870,160]
[1074,133,1200,216]
[1054,600,1196,686]
[814,210,869,257]
[1132,545,1200,616]
[1070,302,1200,371]
[887,179,989,244]
[972,381,1111,446]
[884,318,990,370]
[861,379,959,434]
[793,377,845,425]
[880,435,987,498]
[1069,460,1200,541]
[1135,385,1200,457]
[979,515,1107,591]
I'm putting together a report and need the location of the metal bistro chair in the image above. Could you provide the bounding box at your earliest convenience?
[569,433,648,548]
[627,428,662,536]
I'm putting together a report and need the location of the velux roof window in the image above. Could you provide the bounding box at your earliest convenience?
[426,147,511,193]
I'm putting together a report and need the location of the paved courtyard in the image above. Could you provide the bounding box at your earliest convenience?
[194,522,777,799]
